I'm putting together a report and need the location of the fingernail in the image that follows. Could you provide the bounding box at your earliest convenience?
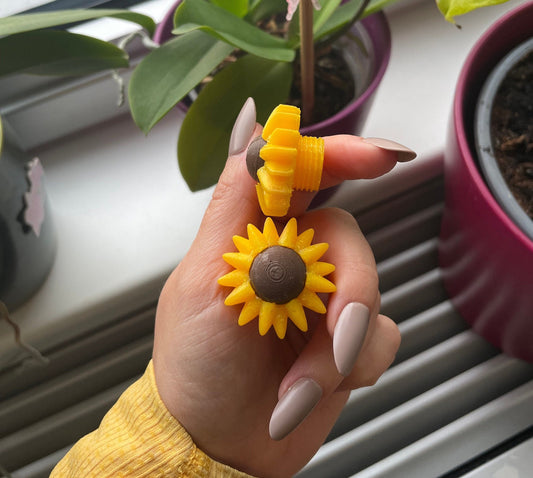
[269,378,322,441]
[333,302,370,377]
[228,97,257,156]
[363,137,417,162]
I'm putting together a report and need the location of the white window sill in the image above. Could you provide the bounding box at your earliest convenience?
[0,0,523,367]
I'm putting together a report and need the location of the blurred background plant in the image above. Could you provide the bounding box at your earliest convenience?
[0,0,509,185]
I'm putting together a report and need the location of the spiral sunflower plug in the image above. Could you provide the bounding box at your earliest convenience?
[246,104,324,217]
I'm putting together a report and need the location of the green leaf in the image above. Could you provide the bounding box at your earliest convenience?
[315,0,369,41]
[173,0,294,62]
[129,31,233,134]
[361,0,402,17]
[178,55,292,191]
[436,0,510,23]
[210,0,248,17]
[0,9,155,37]
[313,0,343,34]
[0,30,128,77]
[246,0,286,23]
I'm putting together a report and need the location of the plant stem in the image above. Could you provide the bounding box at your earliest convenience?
[299,0,314,125]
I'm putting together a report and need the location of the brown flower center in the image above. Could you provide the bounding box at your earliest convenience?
[249,245,306,304]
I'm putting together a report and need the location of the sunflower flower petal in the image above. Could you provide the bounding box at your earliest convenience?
[224,281,256,305]
[299,288,326,314]
[299,242,329,265]
[306,273,336,293]
[218,270,249,287]
[262,217,280,245]
[238,298,262,325]
[222,252,252,271]
[279,217,298,247]
[285,299,308,332]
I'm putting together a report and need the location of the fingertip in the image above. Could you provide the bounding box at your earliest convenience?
[362,137,417,162]
[322,135,414,185]
[332,302,370,377]
[228,97,257,157]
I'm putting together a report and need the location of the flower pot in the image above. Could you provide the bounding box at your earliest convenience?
[475,37,533,241]
[153,1,391,137]
[0,142,56,310]
[439,2,533,362]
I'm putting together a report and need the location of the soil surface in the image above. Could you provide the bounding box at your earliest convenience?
[490,50,533,220]
[289,45,355,126]
[259,14,356,126]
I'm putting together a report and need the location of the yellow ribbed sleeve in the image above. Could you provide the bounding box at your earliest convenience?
[51,361,255,478]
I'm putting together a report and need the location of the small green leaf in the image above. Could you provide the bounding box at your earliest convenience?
[173,0,294,62]
[436,0,510,23]
[178,55,292,191]
[313,0,343,34]
[246,0,286,23]
[210,0,248,17]
[315,0,369,41]
[129,31,233,134]
[0,9,155,37]
[363,0,401,17]
[0,30,128,77]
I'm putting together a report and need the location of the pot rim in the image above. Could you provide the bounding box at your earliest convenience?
[474,36,533,241]
[453,1,533,252]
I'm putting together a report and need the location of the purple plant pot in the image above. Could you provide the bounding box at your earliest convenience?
[439,2,533,362]
[153,1,390,136]
[153,0,181,45]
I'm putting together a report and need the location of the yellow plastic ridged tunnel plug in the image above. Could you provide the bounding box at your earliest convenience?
[246,104,325,217]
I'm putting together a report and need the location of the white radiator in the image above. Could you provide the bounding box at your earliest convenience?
[1,169,532,478]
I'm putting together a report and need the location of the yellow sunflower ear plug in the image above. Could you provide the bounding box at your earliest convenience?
[245,104,325,218]
[218,104,336,339]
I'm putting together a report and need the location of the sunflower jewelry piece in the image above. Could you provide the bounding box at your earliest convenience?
[218,104,336,339]
[246,104,325,218]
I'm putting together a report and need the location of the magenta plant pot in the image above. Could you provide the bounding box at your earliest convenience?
[439,2,533,362]
[153,2,390,136]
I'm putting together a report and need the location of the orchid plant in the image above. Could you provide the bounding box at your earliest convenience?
[0,0,510,181]
[129,0,510,191]
[129,0,393,191]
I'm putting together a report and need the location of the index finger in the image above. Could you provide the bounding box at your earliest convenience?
[322,135,416,188]
[286,135,416,217]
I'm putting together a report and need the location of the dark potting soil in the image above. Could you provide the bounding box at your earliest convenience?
[199,44,355,127]
[289,45,356,126]
[490,50,533,220]
[258,14,356,126]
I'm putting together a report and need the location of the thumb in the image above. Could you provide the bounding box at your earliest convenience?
[192,98,263,253]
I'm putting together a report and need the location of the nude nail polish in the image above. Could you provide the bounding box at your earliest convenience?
[333,302,370,377]
[269,378,322,441]
[363,137,417,162]
[228,97,257,156]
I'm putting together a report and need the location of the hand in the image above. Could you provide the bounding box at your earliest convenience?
[152,99,413,477]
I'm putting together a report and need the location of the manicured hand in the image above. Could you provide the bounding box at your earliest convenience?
[152,98,415,477]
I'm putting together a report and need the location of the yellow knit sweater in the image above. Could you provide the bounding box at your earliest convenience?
[51,361,255,477]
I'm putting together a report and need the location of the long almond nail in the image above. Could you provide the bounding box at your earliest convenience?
[333,302,370,377]
[228,97,257,156]
[363,137,417,162]
[269,378,322,441]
